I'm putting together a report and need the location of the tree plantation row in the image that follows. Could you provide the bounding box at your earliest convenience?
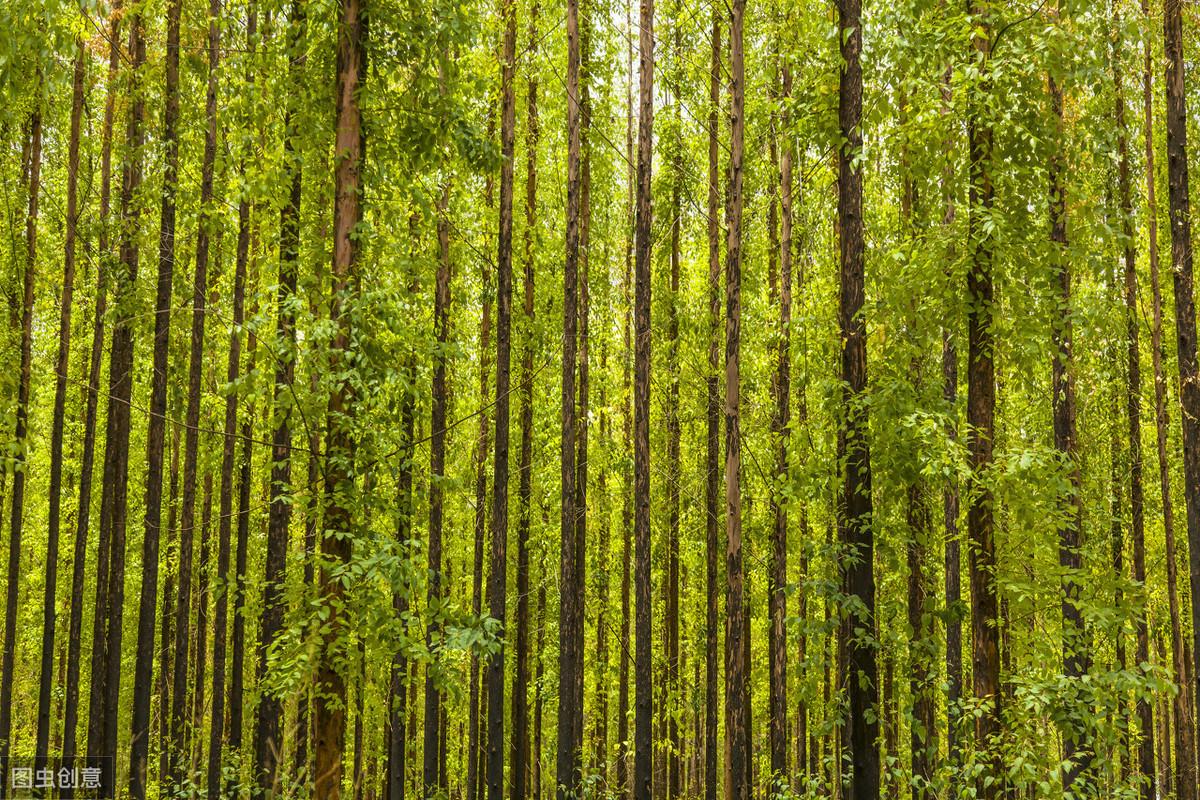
[5,0,1200,798]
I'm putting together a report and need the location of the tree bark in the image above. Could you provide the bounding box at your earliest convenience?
[633,0,655,796]
[37,41,85,768]
[835,0,878,797]
[315,0,367,792]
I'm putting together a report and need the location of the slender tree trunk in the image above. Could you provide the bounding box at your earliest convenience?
[1162,0,1200,751]
[633,0,656,794]
[1110,3,1155,789]
[768,59,793,795]
[835,0,877,796]
[487,0,518,795]
[533,549,548,800]
[558,0,582,787]
[314,0,367,793]
[575,7,592,782]
[0,97,41,784]
[37,41,85,769]
[88,8,146,772]
[1048,41,1091,785]
[704,11,721,800]
[192,470,215,771]
[1146,0,1195,789]
[424,175,452,799]
[128,0,182,788]
[512,10,539,794]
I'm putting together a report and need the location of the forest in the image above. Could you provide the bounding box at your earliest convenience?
[7,0,1200,797]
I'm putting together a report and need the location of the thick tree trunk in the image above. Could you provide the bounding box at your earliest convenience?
[37,41,85,768]
[1146,0,1195,790]
[633,0,655,796]
[315,0,367,792]
[835,0,878,797]
[704,12,721,800]
[966,4,1001,796]
[1162,0,1200,756]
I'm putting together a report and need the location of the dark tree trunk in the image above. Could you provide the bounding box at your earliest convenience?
[575,7,592,783]
[633,0,655,795]
[38,41,85,768]
[557,0,582,788]
[512,8,539,794]
[1163,0,1200,756]
[0,96,41,776]
[835,0,877,797]
[1147,0,1195,789]
[768,60,793,794]
[424,175,451,797]
[62,2,119,763]
[966,3,1001,795]
[487,0,517,795]
[315,0,367,792]
[1048,47,1091,786]
[388,332,416,800]
[129,0,182,788]
[533,550,548,800]
[88,8,146,772]
[704,11,721,800]
[1111,4,1155,789]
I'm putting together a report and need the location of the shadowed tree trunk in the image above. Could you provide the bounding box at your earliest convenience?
[314,0,367,792]
[37,40,84,769]
[705,11,721,800]
[633,0,655,795]
[1146,0,1195,792]
[835,0,878,796]
[966,3,1001,796]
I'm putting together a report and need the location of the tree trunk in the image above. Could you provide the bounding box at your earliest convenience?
[487,0,517,796]
[558,0,582,788]
[633,0,656,795]
[128,0,182,788]
[37,41,85,768]
[513,9,539,794]
[835,0,878,797]
[1163,0,1200,759]
[315,0,367,792]
[704,11,721,800]
[0,95,41,778]
[1146,0,1195,790]
[1110,3,1155,789]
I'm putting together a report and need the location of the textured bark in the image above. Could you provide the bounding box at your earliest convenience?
[557,0,582,787]
[512,10,539,794]
[725,1,751,797]
[37,42,84,768]
[633,0,655,796]
[1110,4,1155,789]
[1163,0,1200,757]
[425,176,452,798]
[129,0,182,789]
[575,6,592,782]
[62,2,119,764]
[88,8,146,770]
[704,12,721,800]
[1144,0,1195,792]
[768,60,793,793]
[487,0,517,796]
[315,0,366,792]
[1048,52,1091,785]
[966,3,1001,795]
[836,0,878,797]
[0,98,41,775]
